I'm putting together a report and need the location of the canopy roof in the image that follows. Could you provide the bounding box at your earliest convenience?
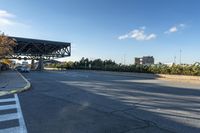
[8,36,71,60]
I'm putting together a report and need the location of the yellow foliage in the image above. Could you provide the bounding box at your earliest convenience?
[1,59,12,65]
[0,33,16,59]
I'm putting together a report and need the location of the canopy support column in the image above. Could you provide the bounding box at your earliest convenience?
[31,59,35,70]
[37,56,44,70]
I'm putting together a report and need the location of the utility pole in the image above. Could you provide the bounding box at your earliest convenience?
[174,56,176,64]
[123,54,126,65]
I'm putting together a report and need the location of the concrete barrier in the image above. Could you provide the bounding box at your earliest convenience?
[44,67,66,70]
[44,67,59,70]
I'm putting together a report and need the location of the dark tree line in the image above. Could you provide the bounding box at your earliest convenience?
[45,57,200,76]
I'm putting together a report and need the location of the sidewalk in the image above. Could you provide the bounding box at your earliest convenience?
[0,70,31,96]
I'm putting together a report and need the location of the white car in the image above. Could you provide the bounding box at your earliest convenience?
[20,66,30,73]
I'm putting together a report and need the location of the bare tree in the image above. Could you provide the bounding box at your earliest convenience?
[0,33,16,59]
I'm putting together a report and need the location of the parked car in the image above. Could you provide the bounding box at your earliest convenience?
[15,66,30,73]
[20,66,30,73]
[15,66,23,71]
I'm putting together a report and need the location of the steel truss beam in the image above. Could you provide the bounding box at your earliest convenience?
[5,36,71,60]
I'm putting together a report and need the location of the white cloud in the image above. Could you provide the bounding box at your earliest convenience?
[169,26,177,33]
[0,18,14,26]
[118,27,156,41]
[0,9,29,29]
[118,34,129,40]
[146,33,156,40]
[165,24,186,34]
[0,10,15,18]
[0,10,15,26]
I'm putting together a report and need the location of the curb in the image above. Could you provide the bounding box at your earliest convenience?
[0,71,31,96]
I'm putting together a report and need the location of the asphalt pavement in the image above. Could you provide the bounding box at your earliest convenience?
[5,70,200,133]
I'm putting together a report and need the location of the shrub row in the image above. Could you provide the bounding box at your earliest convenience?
[45,58,200,76]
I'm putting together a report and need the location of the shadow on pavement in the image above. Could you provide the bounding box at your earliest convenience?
[21,71,200,133]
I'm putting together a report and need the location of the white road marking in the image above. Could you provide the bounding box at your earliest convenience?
[0,104,16,111]
[0,113,18,122]
[0,127,20,133]
[14,94,28,133]
[0,98,15,103]
[0,94,28,133]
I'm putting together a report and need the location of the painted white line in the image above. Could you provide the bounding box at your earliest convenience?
[0,98,15,103]
[0,113,18,122]
[0,104,16,111]
[14,94,27,133]
[0,126,20,133]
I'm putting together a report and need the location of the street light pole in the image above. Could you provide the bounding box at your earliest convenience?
[174,56,176,64]
[123,54,126,65]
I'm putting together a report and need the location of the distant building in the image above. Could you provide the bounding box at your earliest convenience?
[142,56,154,65]
[135,57,142,65]
[135,56,154,65]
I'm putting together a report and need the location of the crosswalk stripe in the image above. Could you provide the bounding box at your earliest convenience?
[0,98,15,103]
[0,104,16,111]
[15,94,27,133]
[0,113,18,122]
[0,126,20,133]
[0,94,27,133]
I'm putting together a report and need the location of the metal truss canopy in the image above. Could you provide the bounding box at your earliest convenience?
[8,36,71,60]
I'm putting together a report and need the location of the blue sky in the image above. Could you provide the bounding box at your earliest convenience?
[0,0,200,64]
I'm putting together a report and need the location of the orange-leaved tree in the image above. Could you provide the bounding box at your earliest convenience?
[0,33,16,59]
